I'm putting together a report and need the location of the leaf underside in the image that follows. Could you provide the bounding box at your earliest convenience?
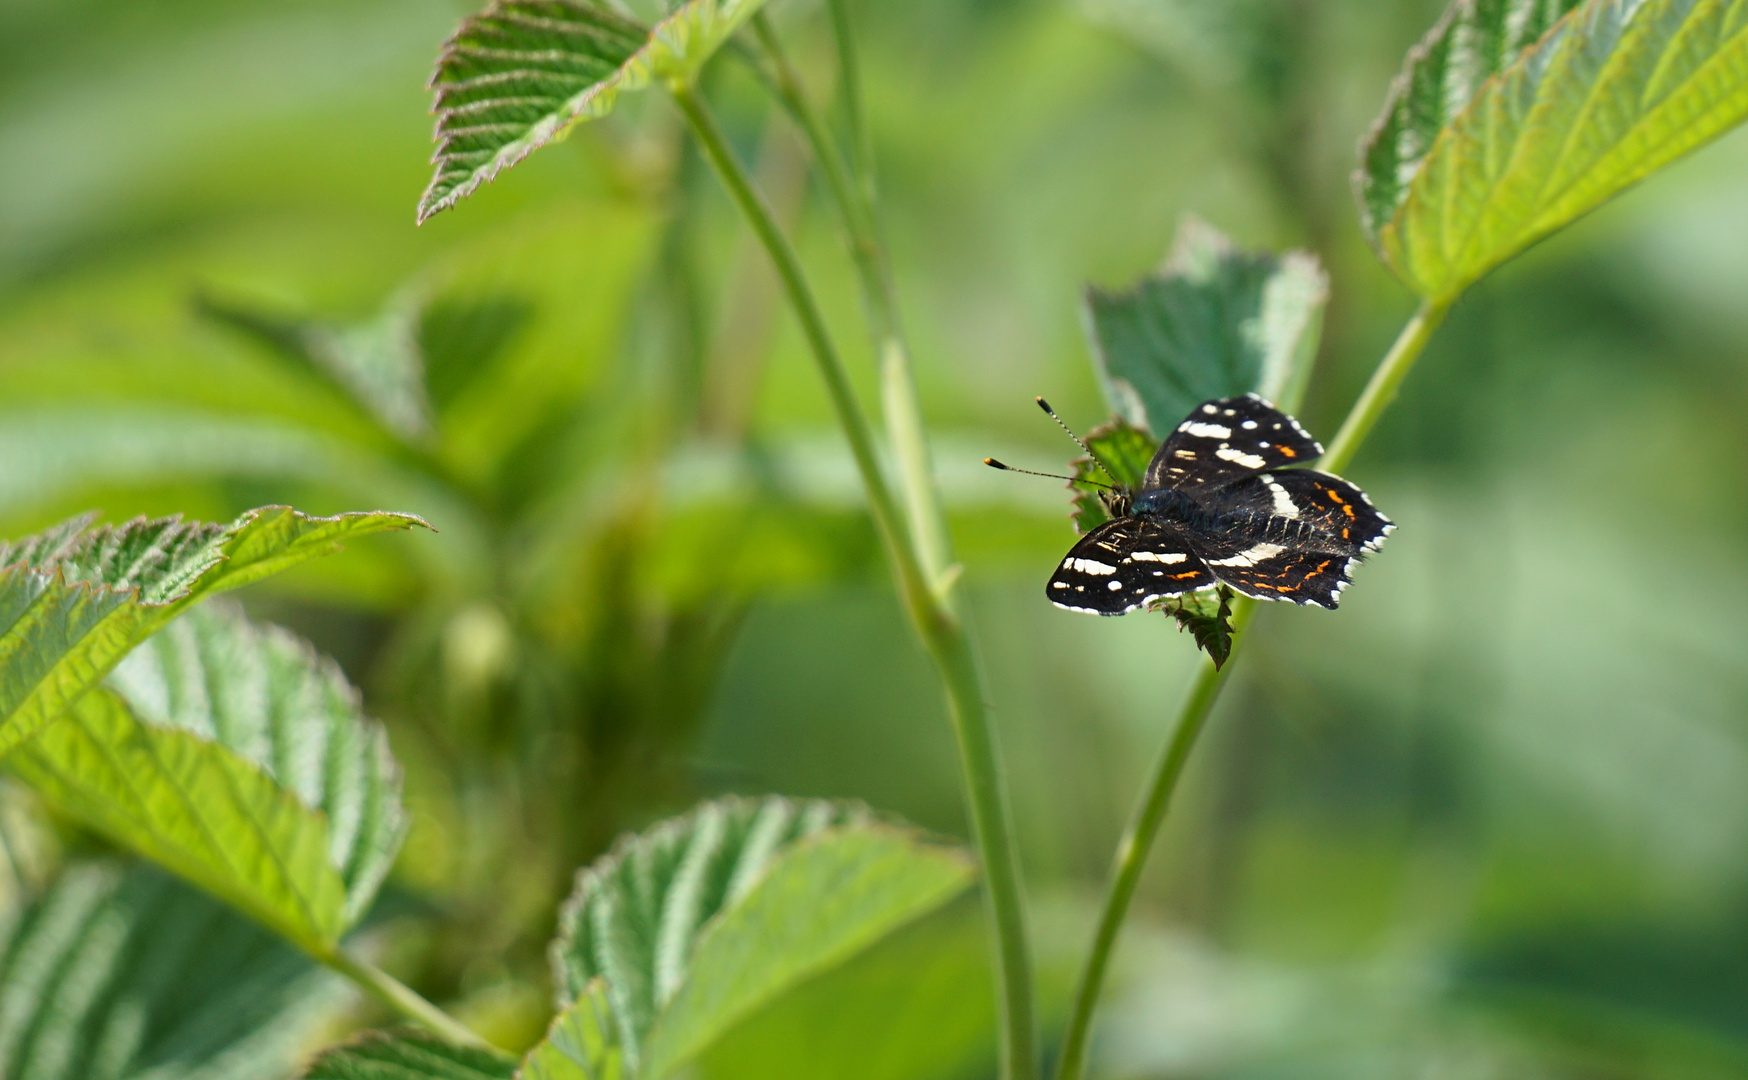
[8,602,405,955]
[420,0,772,223]
[1083,215,1326,438]
[300,1030,518,1080]
[551,795,973,1077]
[1358,0,1748,301]
[0,861,341,1080]
[0,507,426,761]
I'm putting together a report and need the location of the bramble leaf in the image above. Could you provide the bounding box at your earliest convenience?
[1159,586,1236,669]
[1359,0,1748,301]
[420,0,773,222]
[8,602,405,955]
[550,796,974,1078]
[0,861,343,1080]
[1084,216,1326,438]
[0,507,426,760]
[1067,418,1156,534]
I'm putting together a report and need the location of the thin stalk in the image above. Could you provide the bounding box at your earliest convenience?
[671,82,1037,1080]
[324,948,498,1051]
[1054,296,1453,1080]
[748,16,955,589]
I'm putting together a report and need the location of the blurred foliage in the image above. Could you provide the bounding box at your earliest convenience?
[3,0,1748,1075]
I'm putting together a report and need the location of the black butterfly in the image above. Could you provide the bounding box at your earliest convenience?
[991,394,1391,613]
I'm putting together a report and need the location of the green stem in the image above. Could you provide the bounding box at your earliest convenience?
[748,15,955,589]
[324,948,498,1051]
[1053,296,1453,1080]
[671,81,1037,1080]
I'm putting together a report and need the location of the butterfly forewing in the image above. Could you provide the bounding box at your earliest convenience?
[1047,517,1214,615]
[1209,470,1392,552]
[1146,394,1322,493]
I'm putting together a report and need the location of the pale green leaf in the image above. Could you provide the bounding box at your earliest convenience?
[8,602,405,955]
[1359,0,1748,301]
[299,982,620,1080]
[300,1031,518,1080]
[0,860,343,1080]
[420,0,773,222]
[1084,215,1327,437]
[518,981,625,1080]
[0,507,427,759]
[550,796,974,1077]
[199,289,434,444]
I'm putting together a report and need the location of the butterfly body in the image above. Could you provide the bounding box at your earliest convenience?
[1048,394,1391,614]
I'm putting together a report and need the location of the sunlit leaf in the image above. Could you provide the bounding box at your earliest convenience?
[0,507,426,759]
[300,1031,517,1080]
[8,602,405,955]
[1359,0,1748,301]
[550,796,974,1078]
[420,0,773,222]
[0,860,343,1080]
[1083,216,1326,438]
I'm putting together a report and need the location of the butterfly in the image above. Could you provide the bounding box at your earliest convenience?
[988,394,1392,613]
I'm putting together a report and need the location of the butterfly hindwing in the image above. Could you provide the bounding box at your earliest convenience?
[1210,549,1357,609]
[1145,394,1323,493]
[1201,469,1393,554]
[1047,517,1214,615]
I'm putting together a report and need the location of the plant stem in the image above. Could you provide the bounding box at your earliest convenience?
[324,948,498,1051]
[1053,296,1453,1080]
[671,81,1038,1080]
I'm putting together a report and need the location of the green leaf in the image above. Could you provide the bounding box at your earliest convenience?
[1159,586,1236,669]
[0,506,426,760]
[301,981,621,1080]
[301,1031,518,1080]
[0,860,343,1080]
[519,981,625,1080]
[1083,216,1327,437]
[1067,417,1157,534]
[550,796,974,1078]
[1358,0,1748,302]
[7,601,405,955]
[420,0,774,223]
[199,289,434,444]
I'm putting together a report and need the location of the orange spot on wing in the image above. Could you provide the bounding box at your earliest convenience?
[1279,447,1296,458]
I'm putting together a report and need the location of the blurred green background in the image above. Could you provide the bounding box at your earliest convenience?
[5,0,1748,1075]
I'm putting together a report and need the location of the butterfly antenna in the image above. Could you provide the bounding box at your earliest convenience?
[983,458,1113,490]
[1035,397,1119,486]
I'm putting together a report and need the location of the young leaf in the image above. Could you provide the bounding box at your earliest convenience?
[7,602,405,955]
[1068,417,1157,534]
[1083,216,1327,437]
[1159,586,1236,669]
[0,507,426,760]
[0,860,344,1080]
[550,796,974,1077]
[1359,0,1748,302]
[519,981,625,1080]
[420,0,774,223]
[300,1031,517,1080]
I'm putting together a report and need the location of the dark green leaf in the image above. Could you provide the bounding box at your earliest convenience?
[1358,0,1748,301]
[8,602,405,955]
[420,0,775,223]
[0,507,427,760]
[1159,586,1236,669]
[1083,216,1326,437]
[0,860,343,1080]
[550,796,974,1077]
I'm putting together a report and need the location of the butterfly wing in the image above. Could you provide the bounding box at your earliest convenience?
[1189,470,1393,609]
[1144,394,1323,494]
[1047,517,1213,615]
